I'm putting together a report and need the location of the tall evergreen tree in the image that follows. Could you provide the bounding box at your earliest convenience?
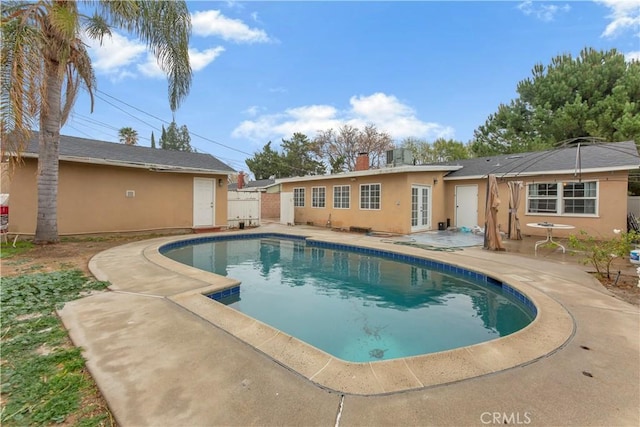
[158,121,193,151]
[245,133,326,179]
[471,47,640,156]
[160,125,167,149]
[150,131,156,149]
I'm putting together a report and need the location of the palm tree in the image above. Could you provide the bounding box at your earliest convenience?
[1,1,192,243]
[118,127,139,145]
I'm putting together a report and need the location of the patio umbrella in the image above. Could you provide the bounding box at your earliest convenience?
[508,181,523,240]
[484,174,505,251]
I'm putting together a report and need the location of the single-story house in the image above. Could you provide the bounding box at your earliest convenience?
[277,141,640,239]
[4,133,235,235]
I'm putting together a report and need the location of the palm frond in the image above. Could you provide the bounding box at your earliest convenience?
[1,2,47,160]
[102,0,192,111]
[83,12,111,44]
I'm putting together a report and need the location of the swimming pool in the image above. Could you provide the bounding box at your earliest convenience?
[162,234,535,363]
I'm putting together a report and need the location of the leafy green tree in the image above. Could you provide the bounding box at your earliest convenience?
[118,127,138,145]
[400,137,431,164]
[2,1,192,243]
[329,155,346,174]
[246,133,326,179]
[431,138,471,162]
[160,125,167,148]
[400,137,470,163]
[159,121,192,152]
[245,141,286,179]
[281,132,326,176]
[471,47,640,156]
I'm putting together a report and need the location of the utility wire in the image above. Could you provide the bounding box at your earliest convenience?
[89,89,326,176]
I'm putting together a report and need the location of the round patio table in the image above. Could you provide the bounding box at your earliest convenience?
[526,222,575,254]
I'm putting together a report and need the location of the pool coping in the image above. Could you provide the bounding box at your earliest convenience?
[140,229,574,396]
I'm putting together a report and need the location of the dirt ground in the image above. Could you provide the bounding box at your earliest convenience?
[593,266,639,306]
[1,235,165,278]
[1,233,639,306]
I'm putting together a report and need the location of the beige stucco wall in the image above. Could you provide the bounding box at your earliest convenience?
[281,171,448,235]
[7,159,229,235]
[443,171,629,239]
[1,162,10,194]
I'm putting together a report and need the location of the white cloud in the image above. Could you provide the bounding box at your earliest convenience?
[85,31,146,79]
[517,1,571,22]
[626,50,640,62]
[231,93,454,142]
[244,106,262,116]
[137,46,224,78]
[86,29,222,81]
[189,46,225,71]
[191,10,271,43]
[596,0,640,38]
[137,53,164,78]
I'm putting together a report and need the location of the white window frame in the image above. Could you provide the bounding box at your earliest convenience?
[293,187,305,207]
[312,186,326,208]
[333,185,350,209]
[526,180,598,216]
[360,183,381,210]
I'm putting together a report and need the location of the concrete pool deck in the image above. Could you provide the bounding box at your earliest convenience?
[58,223,639,426]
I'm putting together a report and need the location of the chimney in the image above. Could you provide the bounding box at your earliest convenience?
[237,171,245,189]
[355,153,369,171]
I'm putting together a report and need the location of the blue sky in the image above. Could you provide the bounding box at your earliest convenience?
[64,0,640,175]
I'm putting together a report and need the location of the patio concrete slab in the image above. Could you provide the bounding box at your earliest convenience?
[59,291,340,427]
[58,224,640,426]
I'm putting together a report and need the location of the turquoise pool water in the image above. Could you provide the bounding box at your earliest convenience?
[162,235,535,362]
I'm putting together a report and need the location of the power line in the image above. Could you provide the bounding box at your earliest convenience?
[95,89,252,157]
[89,89,324,176]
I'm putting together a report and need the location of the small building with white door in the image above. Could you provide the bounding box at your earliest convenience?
[4,133,235,235]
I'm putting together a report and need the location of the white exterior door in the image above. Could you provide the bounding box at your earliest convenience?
[193,178,215,227]
[455,184,478,228]
[411,185,431,232]
[280,192,294,225]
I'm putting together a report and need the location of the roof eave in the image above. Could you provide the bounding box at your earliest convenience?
[19,152,234,175]
[443,165,640,180]
[276,165,462,184]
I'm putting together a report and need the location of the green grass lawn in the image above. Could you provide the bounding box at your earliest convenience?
[0,241,34,259]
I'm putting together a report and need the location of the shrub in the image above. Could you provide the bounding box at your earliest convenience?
[568,230,639,279]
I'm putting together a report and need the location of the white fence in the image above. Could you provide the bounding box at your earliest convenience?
[228,191,260,228]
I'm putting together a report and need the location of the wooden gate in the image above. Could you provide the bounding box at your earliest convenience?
[228,191,261,228]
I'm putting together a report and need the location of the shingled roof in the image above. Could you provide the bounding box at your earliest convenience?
[228,178,277,191]
[443,141,639,180]
[19,133,236,174]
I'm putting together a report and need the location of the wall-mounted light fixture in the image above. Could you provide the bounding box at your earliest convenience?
[350,177,357,182]
[433,178,438,185]
[218,178,224,187]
